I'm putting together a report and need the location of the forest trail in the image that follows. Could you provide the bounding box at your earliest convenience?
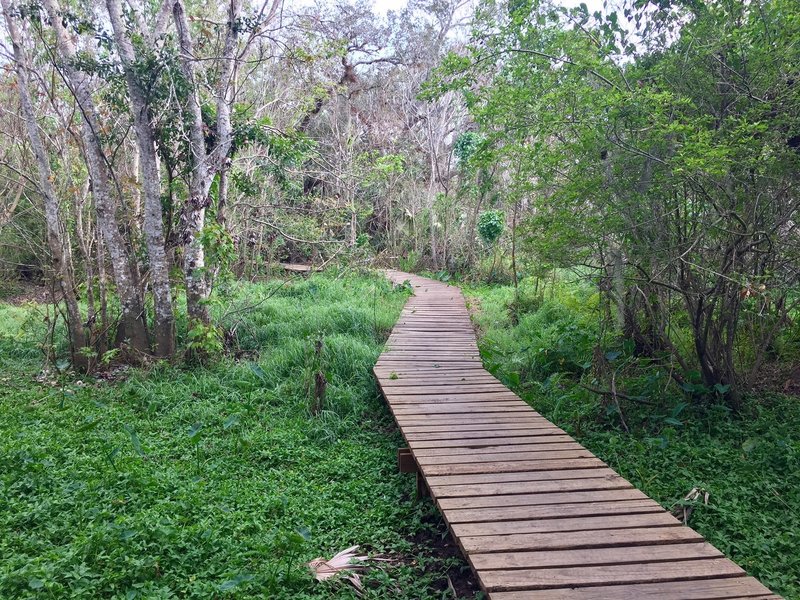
[374,270,778,600]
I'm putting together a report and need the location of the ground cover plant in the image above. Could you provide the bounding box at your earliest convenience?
[466,277,800,598]
[0,273,479,599]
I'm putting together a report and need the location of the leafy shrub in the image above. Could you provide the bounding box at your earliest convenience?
[477,210,504,245]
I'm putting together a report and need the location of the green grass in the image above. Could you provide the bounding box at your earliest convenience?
[0,273,478,599]
[467,278,800,599]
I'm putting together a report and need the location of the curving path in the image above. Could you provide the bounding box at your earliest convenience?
[374,270,779,599]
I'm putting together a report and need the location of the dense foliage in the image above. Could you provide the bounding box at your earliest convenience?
[0,274,479,599]
[428,0,800,408]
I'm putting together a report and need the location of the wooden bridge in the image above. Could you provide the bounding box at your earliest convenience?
[374,271,778,599]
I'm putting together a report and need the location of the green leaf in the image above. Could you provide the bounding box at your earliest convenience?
[223,414,240,430]
[28,578,44,590]
[742,438,758,454]
[123,425,145,457]
[76,417,101,432]
[219,573,254,592]
[187,422,203,444]
[249,362,267,381]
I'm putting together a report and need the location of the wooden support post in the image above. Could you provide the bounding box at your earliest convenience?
[398,447,417,473]
[416,472,430,498]
[398,448,429,499]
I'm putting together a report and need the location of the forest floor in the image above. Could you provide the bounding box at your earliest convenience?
[465,278,800,599]
[0,273,482,600]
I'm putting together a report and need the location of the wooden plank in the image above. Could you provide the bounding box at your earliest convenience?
[447,499,664,524]
[423,457,606,476]
[412,442,585,456]
[394,414,549,425]
[381,379,502,388]
[383,384,514,394]
[430,474,629,496]
[426,467,615,487]
[404,425,562,437]
[390,395,525,405]
[417,448,595,465]
[391,402,530,414]
[438,488,651,510]
[372,365,482,378]
[409,435,576,448]
[479,558,745,592]
[459,526,706,553]
[394,407,533,417]
[470,542,723,570]
[488,578,775,599]
[451,512,681,538]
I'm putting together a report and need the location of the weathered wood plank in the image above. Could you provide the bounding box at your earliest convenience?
[460,526,705,553]
[489,576,774,599]
[437,488,651,510]
[417,448,596,465]
[429,473,630,496]
[451,512,681,538]
[422,457,606,476]
[412,442,585,456]
[479,558,744,592]
[409,435,576,448]
[470,542,722,570]
[446,499,663,524]
[426,467,615,487]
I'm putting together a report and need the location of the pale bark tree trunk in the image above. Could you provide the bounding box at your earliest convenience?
[2,0,88,370]
[105,0,175,356]
[128,141,142,234]
[42,0,150,354]
[173,0,240,326]
[96,228,109,357]
[217,162,230,228]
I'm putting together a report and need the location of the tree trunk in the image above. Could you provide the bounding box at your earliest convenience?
[173,0,241,326]
[43,0,150,354]
[2,0,88,370]
[217,161,230,228]
[105,0,175,357]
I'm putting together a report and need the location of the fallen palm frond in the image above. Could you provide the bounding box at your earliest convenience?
[671,486,710,524]
[307,545,372,595]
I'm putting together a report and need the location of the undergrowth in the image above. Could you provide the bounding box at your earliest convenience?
[467,277,800,599]
[0,273,479,599]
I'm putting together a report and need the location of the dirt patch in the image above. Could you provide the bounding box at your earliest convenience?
[380,496,483,599]
[752,361,800,397]
[465,296,484,339]
[412,507,482,598]
[1,280,53,305]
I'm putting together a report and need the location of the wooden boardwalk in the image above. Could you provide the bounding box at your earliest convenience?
[374,270,779,600]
